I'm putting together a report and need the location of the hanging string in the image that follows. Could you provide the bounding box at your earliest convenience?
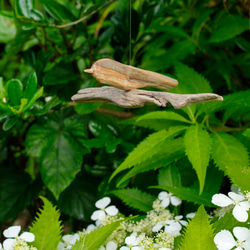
[129,0,132,65]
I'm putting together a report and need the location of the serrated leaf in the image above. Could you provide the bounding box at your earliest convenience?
[30,196,63,250]
[6,79,23,106]
[137,111,192,124]
[158,164,182,187]
[24,72,37,101]
[117,137,185,187]
[181,206,215,250]
[25,111,87,199]
[209,14,248,43]
[110,127,185,181]
[211,133,249,172]
[2,115,18,131]
[110,188,155,212]
[71,220,123,250]
[150,185,214,207]
[184,124,211,194]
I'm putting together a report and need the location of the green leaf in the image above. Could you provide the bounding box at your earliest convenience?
[0,77,4,100]
[158,164,182,187]
[23,87,43,111]
[14,0,33,18]
[71,220,123,250]
[117,137,185,187]
[40,0,75,22]
[6,79,23,106]
[110,127,185,181]
[150,185,214,207]
[209,14,248,43]
[30,197,63,250]
[75,103,102,115]
[211,133,249,172]
[3,115,18,131]
[212,211,246,234]
[24,72,37,101]
[137,111,192,124]
[184,124,211,194]
[181,206,215,250]
[0,16,16,43]
[25,111,87,199]
[110,188,155,212]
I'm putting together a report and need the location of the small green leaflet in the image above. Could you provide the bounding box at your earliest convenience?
[181,206,215,250]
[30,196,63,250]
[6,79,23,106]
[71,220,123,250]
[110,188,156,212]
[158,164,182,187]
[211,133,249,172]
[184,124,211,194]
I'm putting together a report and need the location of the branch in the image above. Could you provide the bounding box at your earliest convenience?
[56,0,117,28]
[71,86,223,109]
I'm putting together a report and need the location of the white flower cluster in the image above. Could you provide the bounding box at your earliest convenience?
[0,226,36,250]
[212,190,250,250]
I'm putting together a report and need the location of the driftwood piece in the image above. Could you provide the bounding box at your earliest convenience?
[71,86,223,109]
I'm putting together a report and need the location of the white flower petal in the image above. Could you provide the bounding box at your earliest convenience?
[106,241,117,250]
[120,247,129,250]
[125,235,137,245]
[3,239,16,250]
[20,232,35,242]
[152,222,163,232]
[3,225,21,238]
[131,247,142,250]
[228,192,245,202]
[239,201,250,210]
[95,197,111,209]
[57,241,66,250]
[232,205,248,222]
[91,210,106,221]
[170,196,182,206]
[86,224,96,232]
[243,239,250,250]
[186,212,195,218]
[180,220,188,226]
[105,205,118,216]
[62,234,79,245]
[161,198,170,208]
[214,230,236,250]
[175,215,183,220]
[234,247,243,250]
[165,222,182,232]
[233,227,250,241]
[212,194,233,207]
[158,191,168,200]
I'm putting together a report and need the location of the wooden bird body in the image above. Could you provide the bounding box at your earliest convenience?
[84,58,178,91]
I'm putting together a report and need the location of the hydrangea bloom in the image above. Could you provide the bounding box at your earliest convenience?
[2,225,35,250]
[57,233,79,250]
[212,192,250,222]
[214,227,250,250]
[99,241,117,250]
[158,192,181,208]
[120,232,143,250]
[91,197,119,222]
[153,215,187,236]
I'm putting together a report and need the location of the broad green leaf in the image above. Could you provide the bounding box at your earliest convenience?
[137,111,192,124]
[58,174,98,220]
[150,185,214,207]
[71,220,123,250]
[17,98,28,113]
[117,137,185,186]
[158,164,182,187]
[25,112,87,199]
[0,168,41,221]
[6,79,23,106]
[30,197,63,250]
[211,133,249,172]
[0,16,16,43]
[209,14,248,43]
[75,103,102,115]
[181,206,215,250]
[3,115,18,131]
[24,72,37,101]
[110,188,156,212]
[184,124,211,194]
[110,127,185,181]
[23,87,43,111]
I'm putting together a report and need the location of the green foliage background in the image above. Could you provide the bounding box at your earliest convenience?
[0,0,249,236]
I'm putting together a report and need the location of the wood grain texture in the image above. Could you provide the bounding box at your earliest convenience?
[71,86,223,109]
